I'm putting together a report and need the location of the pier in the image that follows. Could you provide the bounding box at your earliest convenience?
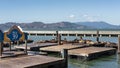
[0,25,119,68]
[0,25,68,68]
[24,30,120,37]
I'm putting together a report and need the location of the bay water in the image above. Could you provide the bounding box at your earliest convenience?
[28,35,119,68]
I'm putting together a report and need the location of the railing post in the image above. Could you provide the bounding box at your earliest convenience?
[61,49,68,68]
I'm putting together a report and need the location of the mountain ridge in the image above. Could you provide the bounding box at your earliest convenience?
[75,21,120,29]
[0,21,120,31]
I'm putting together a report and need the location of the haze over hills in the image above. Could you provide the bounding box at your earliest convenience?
[76,21,120,29]
[0,22,90,31]
[0,21,120,31]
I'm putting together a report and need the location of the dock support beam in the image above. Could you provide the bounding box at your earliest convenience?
[96,30,99,43]
[61,49,68,68]
[118,35,120,53]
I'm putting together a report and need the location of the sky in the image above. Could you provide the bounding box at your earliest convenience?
[0,0,120,25]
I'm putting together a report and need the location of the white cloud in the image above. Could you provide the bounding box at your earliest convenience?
[83,14,88,17]
[82,14,96,22]
[69,14,75,18]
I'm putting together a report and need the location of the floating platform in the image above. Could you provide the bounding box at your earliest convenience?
[68,47,116,60]
[40,45,116,60]
[14,43,58,51]
[0,55,66,68]
[40,44,84,52]
[0,51,25,58]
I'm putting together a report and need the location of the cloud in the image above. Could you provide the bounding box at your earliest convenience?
[83,14,88,17]
[69,14,75,19]
[83,14,96,22]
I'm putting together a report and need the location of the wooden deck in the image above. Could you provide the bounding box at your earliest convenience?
[0,51,25,58]
[0,55,65,68]
[69,47,115,56]
[14,43,58,51]
[40,44,83,52]
[40,45,116,60]
[68,47,116,60]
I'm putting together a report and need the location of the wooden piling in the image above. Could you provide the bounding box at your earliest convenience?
[17,41,19,46]
[96,30,99,43]
[9,42,11,51]
[61,49,68,68]
[56,31,58,42]
[0,42,2,56]
[118,35,120,53]
[80,36,83,40]
[25,40,28,54]
[58,34,61,45]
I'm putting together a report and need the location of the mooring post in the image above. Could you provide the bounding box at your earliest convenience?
[80,36,83,40]
[118,35,120,53]
[61,49,68,68]
[25,40,28,54]
[0,42,2,56]
[96,30,99,43]
[56,31,58,42]
[17,41,19,46]
[9,41,11,51]
[58,34,61,45]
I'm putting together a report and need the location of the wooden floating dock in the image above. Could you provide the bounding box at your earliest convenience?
[0,55,66,68]
[40,44,83,52]
[0,51,25,58]
[40,45,116,60]
[68,47,116,60]
[14,43,58,51]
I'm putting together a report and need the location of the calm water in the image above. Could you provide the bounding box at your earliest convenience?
[28,35,118,43]
[68,54,120,68]
[28,35,119,68]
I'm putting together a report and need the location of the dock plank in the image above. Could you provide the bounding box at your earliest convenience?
[0,51,25,58]
[14,43,58,50]
[68,47,116,60]
[69,47,116,56]
[40,45,116,60]
[40,44,81,52]
[0,55,65,68]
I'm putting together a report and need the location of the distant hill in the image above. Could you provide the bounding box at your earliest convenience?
[0,21,120,31]
[0,22,90,31]
[76,21,120,29]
